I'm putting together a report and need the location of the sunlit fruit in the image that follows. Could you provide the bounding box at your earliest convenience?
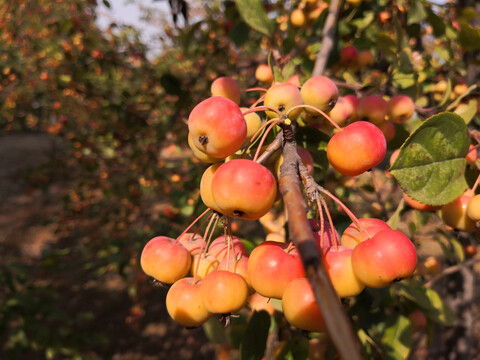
[188,97,247,158]
[301,76,339,114]
[327,121,387,176]
[166,277,211,327]
[140,236,191,284]
[387,95,415,124]
[264,82,303,120]
[211,76,241,104]
[341,218,391,249]
[282,278,326,333]
[201,270,249,313]
[441,190,476,232]
[211,159,277,220]
[356,95,388,125]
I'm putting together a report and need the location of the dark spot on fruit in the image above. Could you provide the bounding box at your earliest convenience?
[233,210,244,217]
[360,116,368,121]
[278,104,285,112]
[328,99,337,111]
[199,135,208,145]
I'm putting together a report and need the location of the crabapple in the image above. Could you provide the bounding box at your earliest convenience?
[387,95,415,124]
[264,82,303,120]
[211,159,277,220]
[210,76,241,105]
[308,218,340,253]
[327,96,355,127]
[140,236,191,284]
[190,254,219,280]
[200,163,223,213]
[166,277,211,327]
[356,95,388,125]
[188,133,223,163]
[356,50,375,68]
[423,256,442,275]
[255,64,273,84]
[188,97,247,158]
[240,107,262,143]
[282,278,326,333]
[301,76,339,114]
[466,144,477,164]
[247,293,275,315]
[248,241,305,299]
[200,270,249,313]
[377,120,396,142]
[341,218,390,248]
[340,46,358,67]
[178,232,204,256]
[291,8,307,27]
[218,254,252,291]
[403,192,440,212]
[208,235,248,261]
[327,121,387,176]
[343,94,360,122]
[441,190,476,232]
[467,193,480,222]
[351,229,417,288]
[324,246,365,298]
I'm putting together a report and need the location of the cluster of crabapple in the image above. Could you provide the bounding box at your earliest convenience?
[140,71,419,333]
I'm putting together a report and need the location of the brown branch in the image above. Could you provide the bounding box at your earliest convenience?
[279,124,363,360]
[256,131,283,165]
[312,0,342,76]
[424,257,480,288]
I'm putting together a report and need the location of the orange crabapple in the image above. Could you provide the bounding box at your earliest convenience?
[356,95,388,125]
[300,75,339,115]
[264,82,304,120]
[210,76,241,105]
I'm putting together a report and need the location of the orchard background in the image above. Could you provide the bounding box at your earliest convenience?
[1,0,480,359]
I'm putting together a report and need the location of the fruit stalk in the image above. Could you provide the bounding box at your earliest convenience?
[278,124,363,360]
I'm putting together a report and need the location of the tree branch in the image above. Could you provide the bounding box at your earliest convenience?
[278,124,363,360]
[312,0,342,76]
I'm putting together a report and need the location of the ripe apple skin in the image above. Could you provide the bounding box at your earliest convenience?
[357,95,388,125]
[356,50,375,68]
[211,76,241,105]
[403,192,440,212]
[466,144,477,164]
[200,270,249,313]
[387,95,415,124]
[343,94,360,122]
[218,255,252,291]
[340,46,358,67]
[248,241,305,299]
[200,163,223,213]
[190,254,219,280]
[264,82,303,120]
[282,278,326,333]
[327,96,355,127]
[324,246,365,298]
[211,159,277,220]
[166,277,211,327]
[351,229,417,288]
[327,121,387,176]
[188,97,247,158]
[240,107,262,144]
[140,236,191,284]
[467,194,480,221]
[301,76,339,114]
[441,190,476,232]
[188,133,223,163]
[377,120,396,142]
[208,235,248,261]
[178,232,204,256]
[308,218,340,253]
[291,8,307,28]
[341,218,390,249]
[255,64,273,84]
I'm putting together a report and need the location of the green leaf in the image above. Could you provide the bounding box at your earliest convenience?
[407,0,427,25]
[376,32,397,58]
[277,336,310,360]
[240,310,271,360]
[396,283,455,326]
[380,313,412,360]
[446,84,478,111]
[426,7,445,36]
[458,20,480,51]
[234,0,274,36]
[454,99,479,124]
[229,22,250,47]
[438,79,453,108]
[387,197,405,230]
[392,71,415,89]
[390,112,469,206]
[450,237,465,263]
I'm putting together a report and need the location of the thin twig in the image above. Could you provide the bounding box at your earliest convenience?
[312,0,342,76]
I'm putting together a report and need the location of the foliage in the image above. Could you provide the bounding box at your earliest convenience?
[1,0,480,358]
